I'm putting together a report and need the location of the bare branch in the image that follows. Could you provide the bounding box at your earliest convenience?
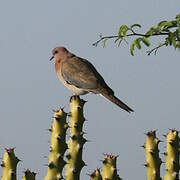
[146,43,166,56]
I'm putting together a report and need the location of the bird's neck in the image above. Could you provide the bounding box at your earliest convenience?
[55,59,62,73]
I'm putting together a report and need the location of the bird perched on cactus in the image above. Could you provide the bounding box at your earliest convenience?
[50,46,133,113]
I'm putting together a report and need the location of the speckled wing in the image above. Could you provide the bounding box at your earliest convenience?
[61,56,110,91]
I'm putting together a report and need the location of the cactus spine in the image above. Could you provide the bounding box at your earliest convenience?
[90,169,102,180]
[44,108,68,180]
[143,131,161,180]
[65,95,86,180]
[22,169,36,180]
[101,154,121,180]
[163,129,180,180]
[1,148,20,180]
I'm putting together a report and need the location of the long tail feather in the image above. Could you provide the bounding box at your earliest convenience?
[101,92,134,113]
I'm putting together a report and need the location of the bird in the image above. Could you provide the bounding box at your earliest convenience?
[50,47,133,113]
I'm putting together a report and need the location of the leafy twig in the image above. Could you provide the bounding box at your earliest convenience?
[92,32,168,47]
[93,13,180,55]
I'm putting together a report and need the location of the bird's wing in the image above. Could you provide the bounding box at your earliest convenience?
[61,56,111,91]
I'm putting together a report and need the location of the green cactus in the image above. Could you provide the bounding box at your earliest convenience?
[65,95,87,180]
[101,154,121,180]
[163,129,180,180]
[22,169,36,180]
[44,108,68,180]
[143,131,161,180]
[1,148,20,180]
[90,169,102,180]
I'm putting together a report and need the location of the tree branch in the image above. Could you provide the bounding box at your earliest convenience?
[146,43,166,56]
[92,32,169,47]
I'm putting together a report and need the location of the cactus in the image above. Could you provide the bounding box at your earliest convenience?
[143,131,162,180]
[101,154,121,180]
[65,95,87,180]
[1,148,20,180]
[90,169,102,180]
[44,108,68,180]
[22,169,36,180]
[163,129,180,180]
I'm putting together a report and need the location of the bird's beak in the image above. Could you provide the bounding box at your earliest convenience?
[50,56,54,61]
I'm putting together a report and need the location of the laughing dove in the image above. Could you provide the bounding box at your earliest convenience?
[50,47,133,113]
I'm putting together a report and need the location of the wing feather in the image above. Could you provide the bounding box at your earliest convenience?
[61,56,110,91]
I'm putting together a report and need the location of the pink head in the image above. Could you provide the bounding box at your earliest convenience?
[50,47,69,61]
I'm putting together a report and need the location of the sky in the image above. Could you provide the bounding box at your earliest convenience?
[0,0,179,179]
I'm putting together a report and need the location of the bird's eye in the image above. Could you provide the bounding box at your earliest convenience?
[54,50,58,54]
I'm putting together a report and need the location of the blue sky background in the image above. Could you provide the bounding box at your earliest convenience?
[0,0,179,179]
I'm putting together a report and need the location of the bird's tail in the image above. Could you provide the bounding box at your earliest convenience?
[101,92,134,113]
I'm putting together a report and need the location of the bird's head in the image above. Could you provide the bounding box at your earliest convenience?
[50,47,69,61]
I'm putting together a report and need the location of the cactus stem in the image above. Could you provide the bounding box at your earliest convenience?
[44,108,68,180]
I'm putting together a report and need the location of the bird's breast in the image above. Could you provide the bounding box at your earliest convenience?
[55,61,88,95]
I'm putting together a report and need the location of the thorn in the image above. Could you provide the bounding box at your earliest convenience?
[149,150,155,155]
[143,163,148,167]
[157,139,163,143]
[48,162,55,168]
[81,99,87,103]
[66,154,71,160]
[1,161,5,167]
[84,139,91,143]
[77,105,82,110]
[163,134,167,138]
[80,131,87,135]
[57,136,62,141]
[70,135,77,140]
[60,106,65,111]
[169,140,174,146]
[173,160,177,165]
[17,157,21,162]
[11,171,16,176]
[83,118,88,122]
[5,148,15,154]
[141,144,145,148]
[73,123,78,128]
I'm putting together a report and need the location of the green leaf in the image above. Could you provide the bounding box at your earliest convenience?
[146,27,156,36]
[164,20,177,29]
[176,41,180,48]
[141,37,150,47]
[130,42,135,56]
[130,23,141,29]
[172,36,177,48]
[103,39,107,48]
[158,21,168,27]
[167,33,175,45]
[135,38,141,49]
[165,37,169,46]
[176,27,180,39]
[118,25,129,37]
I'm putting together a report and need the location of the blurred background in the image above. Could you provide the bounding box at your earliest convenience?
[0,0,179,179]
